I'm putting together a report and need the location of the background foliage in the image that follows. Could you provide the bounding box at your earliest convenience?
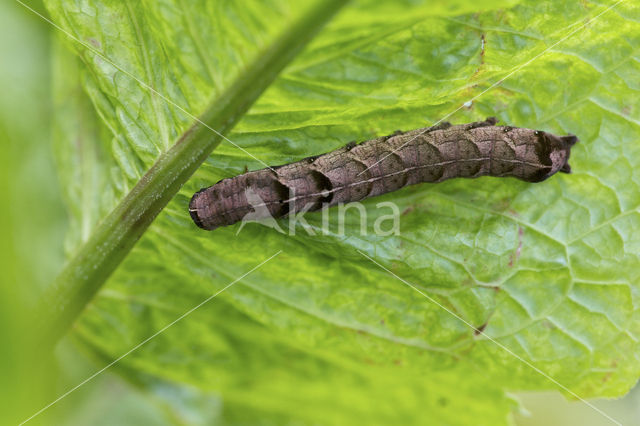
[3,0,640,424]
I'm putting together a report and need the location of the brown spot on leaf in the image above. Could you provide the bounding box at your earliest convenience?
[402,206,415,216]
[474,322,488,335]
[508,226,524,267]
[472,34,486,79]
[87,37,101,48]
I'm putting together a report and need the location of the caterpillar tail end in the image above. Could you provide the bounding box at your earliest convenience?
[189,189,207,230]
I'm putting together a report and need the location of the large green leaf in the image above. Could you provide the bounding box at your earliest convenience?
[45,0,639,424]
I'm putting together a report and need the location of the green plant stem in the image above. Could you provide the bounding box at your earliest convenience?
[36,0,348,348]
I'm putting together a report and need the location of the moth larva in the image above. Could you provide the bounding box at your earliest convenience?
[189,117,578,230]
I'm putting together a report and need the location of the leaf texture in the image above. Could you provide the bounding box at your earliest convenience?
[47,0,640,424]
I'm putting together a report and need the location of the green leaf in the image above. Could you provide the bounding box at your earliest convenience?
[38,0,347,346]
[46,0,639,424]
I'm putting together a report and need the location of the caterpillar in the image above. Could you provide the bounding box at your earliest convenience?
[189,117,577,230]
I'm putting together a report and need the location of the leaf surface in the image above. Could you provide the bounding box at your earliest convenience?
[47,0,640,424]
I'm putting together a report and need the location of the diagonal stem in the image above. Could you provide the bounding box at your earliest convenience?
[35,0,348,348]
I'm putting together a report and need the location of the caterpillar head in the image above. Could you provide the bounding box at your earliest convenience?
[534,130,578,181]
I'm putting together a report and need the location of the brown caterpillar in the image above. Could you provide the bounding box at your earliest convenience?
[189,118,577,230]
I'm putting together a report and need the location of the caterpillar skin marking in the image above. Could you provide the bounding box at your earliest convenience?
[189,118,578,230]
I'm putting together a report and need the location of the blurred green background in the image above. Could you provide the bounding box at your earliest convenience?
[1,1,637,425]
